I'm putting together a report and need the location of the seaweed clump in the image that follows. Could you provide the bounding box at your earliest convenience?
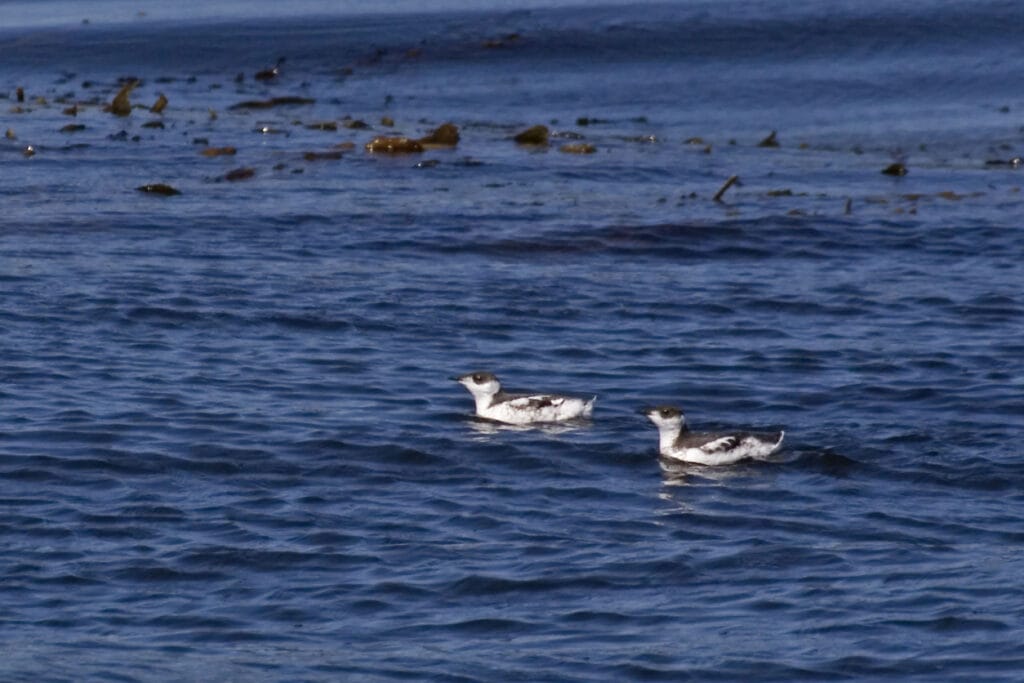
[514,125,549,145]
[757,130,779,148]
[110,80,138,116]
[419,122,460,148]
[137,183,181,196]
[228,96,315,111]
[365,137,424,154]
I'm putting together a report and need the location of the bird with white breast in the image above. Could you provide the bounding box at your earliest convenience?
[642,405,783,465]
[454,372,595,425]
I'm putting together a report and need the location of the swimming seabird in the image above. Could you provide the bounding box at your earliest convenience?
[642,405,783,465]
[454,372,595,425]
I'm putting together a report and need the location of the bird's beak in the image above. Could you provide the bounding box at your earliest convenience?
[637,406,654,416]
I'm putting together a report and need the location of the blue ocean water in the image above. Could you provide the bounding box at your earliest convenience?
[2,1,1024,680]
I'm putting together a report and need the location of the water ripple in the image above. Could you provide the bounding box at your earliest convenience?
[3,2,1024,681]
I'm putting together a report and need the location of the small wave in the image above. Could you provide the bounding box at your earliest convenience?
[123,305,204,324]
[263,313,352,332]
[113,565,225,583]
[880,615,1009,633]
[447,573,617,597]
[394,616,539,636]
[790,450,865,477]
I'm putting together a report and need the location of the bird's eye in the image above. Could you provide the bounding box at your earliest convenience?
[661,409,671,417]
[473,374,484,383]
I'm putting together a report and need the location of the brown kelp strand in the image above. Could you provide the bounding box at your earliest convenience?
[150,93,168,113]
[109,80,138,116]
[365,136,424,153]
[227,96,315,111]
[757,130,780,147]
[223,167,256,181]
[559,143,596,154]
[136,183,181,196]
[201,146,237,157]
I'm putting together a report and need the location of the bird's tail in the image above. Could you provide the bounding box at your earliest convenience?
[582,396,597,417]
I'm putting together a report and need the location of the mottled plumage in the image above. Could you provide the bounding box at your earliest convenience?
[454,372,595,425]
[642,405,783,465]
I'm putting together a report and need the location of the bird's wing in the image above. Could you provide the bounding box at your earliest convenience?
[508,394,564,410]
[700,435,739,453]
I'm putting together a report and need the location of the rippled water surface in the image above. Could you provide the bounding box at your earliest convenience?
[3,1,1024,680]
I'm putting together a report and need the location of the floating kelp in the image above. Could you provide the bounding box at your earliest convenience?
[60,124,86,133]
[901,189,978,200]
[483,33,522,49]
[150,93,168,113]
[985,157,1022,168]
[684,137,705,145]
[380,116,395,127]
[62,104,78,116]
[419,122,459,148]
[514,124,549,145]
[5,128,16,139]
[255,58,285,81]
[255,67,279,81]
[224,167,256,181]
[201,146,237,157]
[141,121,165,129]
[415,159,439,168]
[137,183,181,196]
[559,143,596,154]
[365,136,424,153]
[110,80,138,116]
[228,96,315,111]
[306,121,338,131]
[303,150,344,161]
[621,134,658,143]
[343,118,370,129]
[882,163,908,176]
[935,190,982,200]
[757,130,779,147]
[713,174,740,201]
